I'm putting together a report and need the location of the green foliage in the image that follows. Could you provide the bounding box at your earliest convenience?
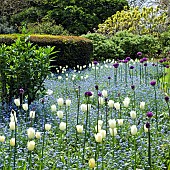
[110,31,160,59]
[10,0,128,35]
[0,36,54,104]
[21,20,70,35]
[98,6,168,36]
[160,30,170,54]
[0,34,93,72]
[82,33,124,61]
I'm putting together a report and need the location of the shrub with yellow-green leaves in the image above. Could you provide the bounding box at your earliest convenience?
[97,6,168,36]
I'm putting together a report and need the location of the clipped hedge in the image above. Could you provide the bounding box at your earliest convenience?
[0,34,93,71]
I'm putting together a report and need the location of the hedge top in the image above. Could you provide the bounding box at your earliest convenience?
[0,34,92,45]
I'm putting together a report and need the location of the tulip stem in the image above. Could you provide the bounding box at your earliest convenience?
[148,128,151,169]
[102,142,104,170]
[154,86,158,130]
[134,137,136,170]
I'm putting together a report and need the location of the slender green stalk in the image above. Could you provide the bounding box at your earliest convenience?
[154,86,158,130]
[134,137,136,170]
[148,128,151,169]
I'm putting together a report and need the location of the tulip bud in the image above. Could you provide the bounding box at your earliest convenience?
[98,120,103,127]
[94,133,103,142]
[14,99,20,106]
[114,102,120,110]
[27,127,35,139]
[57,111,64,119]
[130,111,136,119]
[99,129,106,139]
[98,97,104,105]
[131,125,137,135]
[10,138,15,146]
[51,104,57,112]
[140,102,145,110]
[0,135,5,142]
[76,125,83,133]
[108,119,116,129]
[27,141,35,151]
[102,90,108,97]
[59,122,66,131]
[35,132,41,139]
[45,124,51,131]
[30,111,35,119]
[89,158,96,168]
[22,103,28,111]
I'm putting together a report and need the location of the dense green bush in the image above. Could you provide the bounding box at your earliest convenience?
[110,31,160,59]
[21,21,70,35]
[0,34,93,71]
[160,30,170,54]
[82,33,124,61]
[0,36,54,104]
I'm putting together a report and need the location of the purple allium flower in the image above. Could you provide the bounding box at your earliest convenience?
[165,96,169,102]
[123,59,128,63]
[143,57,148,62]
[152,63,155,66]
[159,59,163,63]
[126,57,131,61]
[108,76,111,79]
[93,61,98,65]
[166,65,169,68]
[113,63,119,68]
[98,92,102,97]
[137,52,142,56]
[85,91,93,97]
[140,59,144,63]
[130,66,134,69]
[95,85,98,90]
[146,122,150,128]
[19,88,24,94]
[150,80,156,86]
[144,63,147,67]
[146,112,153,118]
[131,85,135,90]
[105,98,108,102]
[163,58,167,62]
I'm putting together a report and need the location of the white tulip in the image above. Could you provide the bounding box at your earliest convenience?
[108,119,116,129]
[66,99,71,107]
[22,103,28,111]
[59,122,66,131]
[102,90,108,97]
[98,120,103,127]
[98,97,104,105]
[76,125,83,133]
[130,111,136,119]
[0,135,5,142]
[14,99,20,106]
[57,110,63,119]
[9,122,15,130]
[140,102,145,110]
[35,132,41,139]
[108,100,114,108]
[57,98,64,106]
[99,129,106,139]
[144,124,148,133]
[94,133,103,143]
[131,125,137,135]
[81,104,87,112]
[114,102,120,110]
[10,138,15,146]
[27,141,35,151]
[117,119,124,126]
[45,124,51,131]
[109,128,117,136]
[27,127,35,139]
[30,111,35,119]
[51,104,57,112]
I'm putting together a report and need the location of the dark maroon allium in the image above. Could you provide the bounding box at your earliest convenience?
[144,63,147,67]
[137,52,142,56]
[152,63,155,66]
[113,63,119,68]
[146,111,153,118]
[150,80,156,86]
[19,88,24,94]
[146,122,150,128]
[105,98,108,102]
[95,85,98,90]
[166,65,169,68]
[98,92,102,97]
[159,59,163,63]
[142,57,148,62]
[130,66,134,69]
[157,49,162,55]
[108,76,111,79]
[123,59,128,63]
[93,61,98,65]
[165,96,169,102]
[131,85,135,90]
[85,91,93,97]
[126,57,131,61]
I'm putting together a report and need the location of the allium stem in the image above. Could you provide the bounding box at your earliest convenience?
[154,86,158,130]
[148,128,151,169]
[134,137,136,170]
[105,99,108,135]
